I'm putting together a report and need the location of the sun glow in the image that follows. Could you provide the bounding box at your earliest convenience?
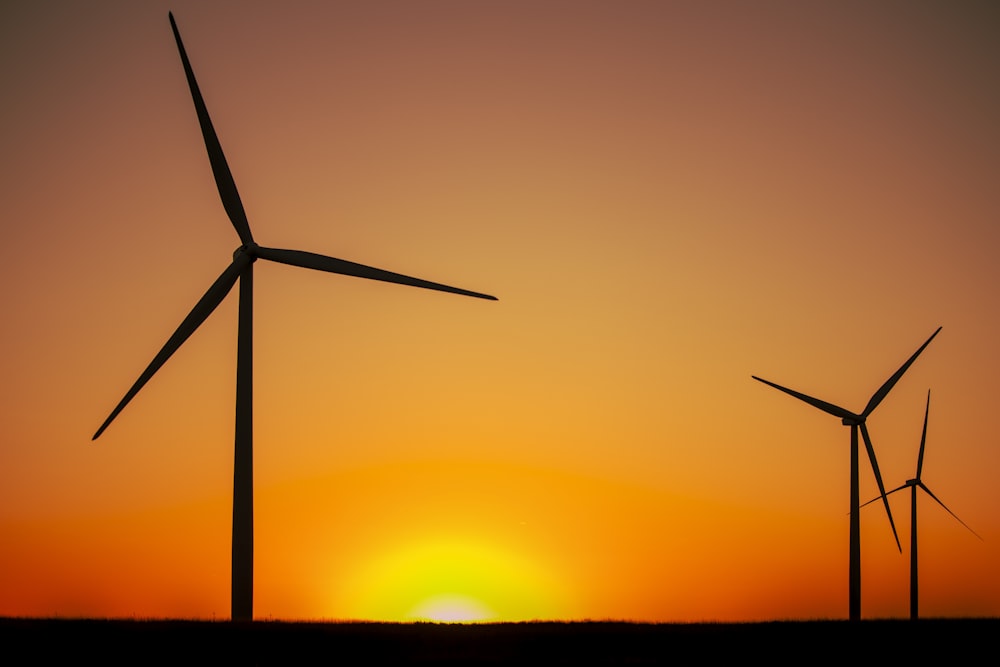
[341,537,565,622]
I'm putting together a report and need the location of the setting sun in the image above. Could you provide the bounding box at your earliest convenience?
[340,538,565,622]
[408,594,495,623]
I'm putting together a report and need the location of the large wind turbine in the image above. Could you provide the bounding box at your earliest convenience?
[861,390,981,620]
[93,13,497,621]
[752,327,941,621]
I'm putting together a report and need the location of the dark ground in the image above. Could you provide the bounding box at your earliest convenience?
[2,617,996,664]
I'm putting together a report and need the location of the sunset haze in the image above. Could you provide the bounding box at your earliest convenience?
[1,1,998,621]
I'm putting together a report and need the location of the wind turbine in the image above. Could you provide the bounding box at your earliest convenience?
[752,326,940,621]
[93,13,497,622]
[861,390,981,620]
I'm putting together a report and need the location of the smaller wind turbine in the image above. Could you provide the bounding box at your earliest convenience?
[752,326,941,621]
[861,389,982,620]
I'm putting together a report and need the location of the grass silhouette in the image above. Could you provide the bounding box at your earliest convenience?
[2,617,996,664]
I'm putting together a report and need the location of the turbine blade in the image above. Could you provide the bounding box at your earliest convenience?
[916,390,930,479]
[93,257,247,440]
[751,376,855,421]
[256,246,498,301]
[919,482,983,540]
[862,327,941,418]
[858,484,907,510]
[860,423,902,552]
[168,12,255,245]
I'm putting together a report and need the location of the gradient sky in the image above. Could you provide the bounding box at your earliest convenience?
[2,0,998,621]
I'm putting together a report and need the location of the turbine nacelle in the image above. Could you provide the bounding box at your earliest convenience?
[841,415,864,426]
[235,242,259,261]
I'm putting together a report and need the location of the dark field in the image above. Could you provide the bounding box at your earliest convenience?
[2,617,996,664]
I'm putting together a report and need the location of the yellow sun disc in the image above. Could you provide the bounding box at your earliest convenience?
[342,537,564,622]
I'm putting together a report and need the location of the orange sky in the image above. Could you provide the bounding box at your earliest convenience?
[1,1,998,621]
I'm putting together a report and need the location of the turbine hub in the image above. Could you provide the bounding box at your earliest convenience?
[234,242,259,261]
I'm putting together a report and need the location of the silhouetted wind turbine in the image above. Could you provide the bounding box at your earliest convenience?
[861,389,981,620]
[93,13,497,622]
[752,326,941,621]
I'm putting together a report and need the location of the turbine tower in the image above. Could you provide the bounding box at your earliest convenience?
[861,390,981,620]
[93,13,497,621]
[752,326,940,621]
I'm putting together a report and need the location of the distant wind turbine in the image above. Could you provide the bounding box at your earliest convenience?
[861,389,981,620]
[752,326,941,621]
[93,13,497,622]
